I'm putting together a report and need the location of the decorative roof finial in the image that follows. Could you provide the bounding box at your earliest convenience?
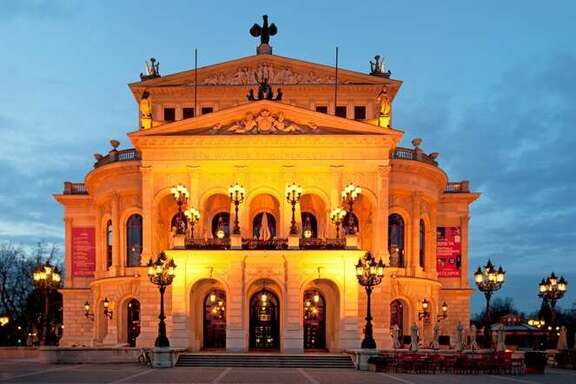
[140,57,161,81]
[370,55,391,78]
[250,15,277,55]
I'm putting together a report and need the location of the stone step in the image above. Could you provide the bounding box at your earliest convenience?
[176,353,355,368]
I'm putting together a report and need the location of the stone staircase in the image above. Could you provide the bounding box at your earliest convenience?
[175,353,355,368]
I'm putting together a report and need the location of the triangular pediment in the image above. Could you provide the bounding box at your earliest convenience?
[128,54,401,100]
[129,100,403,140]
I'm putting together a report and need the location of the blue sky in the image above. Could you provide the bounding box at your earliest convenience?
[0,0,575,314]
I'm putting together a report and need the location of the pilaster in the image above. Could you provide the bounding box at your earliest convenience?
[460,215,470,287]
[141,166,154,264]
[111,193,122,274]
[64,217,73,287]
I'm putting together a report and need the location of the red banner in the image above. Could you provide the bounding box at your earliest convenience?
[72,227,95,277]
[436,227,461,278]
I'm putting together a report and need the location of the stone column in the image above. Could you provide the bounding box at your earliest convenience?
[141,166,154,264]
[188,166,200,235]
[168,266,189,349]
[283,256,303,352]
[410,192,422,275]
[111,193,122,274]
[428,207,438,277]
[374,165,390,263]
[226,256,246,352]
[459,215,470,287]
[340,253,361,350]
[64,217,73,288]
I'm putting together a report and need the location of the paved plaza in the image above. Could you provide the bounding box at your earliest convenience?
[0,360,575,384]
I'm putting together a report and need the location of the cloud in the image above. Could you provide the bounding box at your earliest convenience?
[0,1,80,23]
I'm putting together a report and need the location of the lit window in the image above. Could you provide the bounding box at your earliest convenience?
[126,214,143,267]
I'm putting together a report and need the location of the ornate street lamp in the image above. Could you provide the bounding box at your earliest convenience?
[538,273,567,322]
[330,207,347,239]
[147,252,176,347]
[170,184,189,234]
[286,183,303,235]
[184,207,201,239]
[474,260,505,348]
[0,315,9,327]
[538,273,567,345]
[32,261,61,346]
[341,183,361,235]
[228,183,245,235]
[355,252,385,349]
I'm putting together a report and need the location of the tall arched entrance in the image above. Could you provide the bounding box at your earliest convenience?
[249,289,279,350]
[303,290,326,350]
[203,290,226,349]
[127,299,140,347]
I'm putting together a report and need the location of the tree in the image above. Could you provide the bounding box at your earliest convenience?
[0,242,63,346]
[473,297,525,324]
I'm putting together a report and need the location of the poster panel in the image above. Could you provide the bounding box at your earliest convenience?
[436,227,461,277]
[72,227,95,277]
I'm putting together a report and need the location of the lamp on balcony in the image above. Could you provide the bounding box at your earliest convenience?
[170,184,189,235]
[286,183,303,235]
[228,183,245,235]
[184,207,200,239]
[330,207,347,239]
[341,183,361,235]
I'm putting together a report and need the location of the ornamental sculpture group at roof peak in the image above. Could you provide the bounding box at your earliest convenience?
[210,110,318,135]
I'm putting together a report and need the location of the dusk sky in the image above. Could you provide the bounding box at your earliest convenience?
[0,0,574,314]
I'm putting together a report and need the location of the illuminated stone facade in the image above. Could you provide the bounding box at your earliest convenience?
[54,48,479,352]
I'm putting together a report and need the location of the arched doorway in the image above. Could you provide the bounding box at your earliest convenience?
[390,299,405,341]
[303,290,326,350]
[249,289,279,350]
[127,299,141,347]
[203,290,226,349]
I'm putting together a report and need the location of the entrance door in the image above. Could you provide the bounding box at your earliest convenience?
[303,290,326,350]
[250,290,279,350]
[127,299,140,347]
[204,290,226,349]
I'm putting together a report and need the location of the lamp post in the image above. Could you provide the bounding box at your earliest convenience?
[538,273,567,324]
[32,261,61,346]
[538,273,567,346]
[147,252,176,347]
[184,207,201,239]
[228,183,245,235]
[286,183,303,235]
[170,184,189,234]
[355,252,385,349]
[341,183,361,235]
[474,260,505,348]
[330,207,347,239]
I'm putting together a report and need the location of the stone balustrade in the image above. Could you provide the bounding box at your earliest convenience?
[63,182,88,195]
[94,148,141,168]
[445,181,470,193]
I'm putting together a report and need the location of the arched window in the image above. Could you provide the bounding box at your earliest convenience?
[388,214,405,267]
[419,219,425,269]
[126,214,142,267]
[301,212,318,239]
[343,212,359,235]
[211,212,230,239]
[252,212,276,240]
[106,220,113,269]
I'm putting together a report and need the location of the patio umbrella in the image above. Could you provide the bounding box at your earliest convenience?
[557,326,568,350]
[495,323,506,352]
[409,322,419,352]
[455,321,464,352]
[432,322,440,350]
[259,213,271,240]
[469,324,479,351]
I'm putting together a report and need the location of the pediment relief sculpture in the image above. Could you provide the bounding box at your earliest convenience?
[210,110,318,135]
[201,62,335,86]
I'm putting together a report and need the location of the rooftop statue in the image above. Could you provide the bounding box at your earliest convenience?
[140,57,161,81]
[250,15,277,54]
[370,55,391,78]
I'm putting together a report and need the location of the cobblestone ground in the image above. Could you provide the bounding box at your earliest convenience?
[0,360,575,384]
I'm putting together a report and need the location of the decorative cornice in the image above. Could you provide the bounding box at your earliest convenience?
[209,110,317,135]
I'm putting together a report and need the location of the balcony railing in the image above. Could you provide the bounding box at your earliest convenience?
[444,181,470,193]
[185,238,230,250]
[242,238,289,250]
[392,147,438,166]
[299,238,346,250]
[63,182,88,195]
[94,148,141,168]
